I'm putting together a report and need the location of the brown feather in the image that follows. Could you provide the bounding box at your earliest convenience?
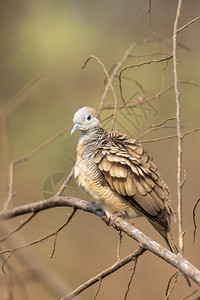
[133,174,147,196]
[124,173,136,196]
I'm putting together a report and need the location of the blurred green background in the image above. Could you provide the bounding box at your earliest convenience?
[0,0,200,299]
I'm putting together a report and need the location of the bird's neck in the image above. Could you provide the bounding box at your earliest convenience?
[77,125,107,157]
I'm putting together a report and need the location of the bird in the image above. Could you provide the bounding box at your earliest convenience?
[71,106,177,253]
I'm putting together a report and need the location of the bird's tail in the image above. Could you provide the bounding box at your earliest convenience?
[149,221,191,286]
[165,230,191,287]
[165,231,178,254]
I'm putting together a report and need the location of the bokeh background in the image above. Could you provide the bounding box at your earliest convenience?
[0,1,200,299]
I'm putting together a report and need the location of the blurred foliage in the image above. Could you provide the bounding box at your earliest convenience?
[0,0,200,299]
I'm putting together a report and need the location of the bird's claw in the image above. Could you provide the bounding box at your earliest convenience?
[100,211,123,230]
[109,212,123,230]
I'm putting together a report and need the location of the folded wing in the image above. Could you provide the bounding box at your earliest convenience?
[95,132,174,230]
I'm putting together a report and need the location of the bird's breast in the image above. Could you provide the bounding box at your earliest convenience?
[74,156,141,219]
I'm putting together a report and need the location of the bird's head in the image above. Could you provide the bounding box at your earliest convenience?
[71,106,101,134]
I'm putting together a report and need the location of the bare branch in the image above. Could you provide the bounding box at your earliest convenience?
[177,16,200,34]
[101,80,199,111]
[119,55,173,104]
[181,289,200,300]
[117,231,123,261]
[62,247,145,300]
[140,127,200,144]
[136,117,176,140]
[97,37,167,113]
[93,278,102,300]
[1,197,200,286]
[4,126,71,210]
[172,0,183,254]
[192,198,200,243]
[50,208,76,258]
[123,260,138,300]
[82,55,118,130]
[0,212,36,243]
[2,70,49,119]
[165,271,179,300]
[56,167,74,196]
[0,223,70,298]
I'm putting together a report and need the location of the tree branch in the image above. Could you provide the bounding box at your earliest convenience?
[173,0,184,254]
[0,196,200,286]
[62,247,145,300]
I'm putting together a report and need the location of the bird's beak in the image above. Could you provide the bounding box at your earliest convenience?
[71,123,80,134]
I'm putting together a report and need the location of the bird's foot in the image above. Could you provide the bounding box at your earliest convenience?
[109,212,123,230]
[88,202,123,229]
[100,210,110,225]
[89,202,110,225]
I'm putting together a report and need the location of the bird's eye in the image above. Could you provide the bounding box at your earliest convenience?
[86,114,92,121]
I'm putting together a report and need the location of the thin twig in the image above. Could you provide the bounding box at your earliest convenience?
[172,0,183,254]
[119,55,173,104]
[0,212,36,243]
[181,289,200,300]
[0,209,76,269]
[50,209,76,258]
[165,271,179,300]
[140,127,200,144]
[93,278,102,300]
[4,126,71,210]
[147,0,166,89]
[117,231,123,261]
[192,199,200,243]
[123,260,138,300]
[137,117,176,140]
[61,247,145,300]
[101,80,199,111]
[3,70,49,119]
[82,55,118,130]
[56,167,75,196]
[97,37,161,113]
[177,16,200,33]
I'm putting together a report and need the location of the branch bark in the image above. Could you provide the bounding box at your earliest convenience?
[1,196,200,286]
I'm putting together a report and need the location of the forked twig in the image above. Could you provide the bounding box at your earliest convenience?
[4,126,71,210]
[82,55,118,130]
[61,247,145,300]
[0,209,76,271]
[123,260,138,300]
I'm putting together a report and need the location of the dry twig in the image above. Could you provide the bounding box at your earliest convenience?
[177,16,200,33]
[0,208,76,270]
[123,260,138,300]
[172,0,184,254]
[82,55,118,130]
[165,271,179,300]
[4,126,71,210]
[192,199,200,244]
[61,247,145,300]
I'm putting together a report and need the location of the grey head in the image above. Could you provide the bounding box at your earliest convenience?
[71,106,101,134]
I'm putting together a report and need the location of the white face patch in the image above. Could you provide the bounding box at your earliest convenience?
[72,107,100,132]
[73,107,89,124]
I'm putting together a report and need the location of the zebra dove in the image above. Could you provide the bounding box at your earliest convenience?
[71,106,177,253]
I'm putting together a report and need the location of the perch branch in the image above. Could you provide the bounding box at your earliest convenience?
[0,196,200,286]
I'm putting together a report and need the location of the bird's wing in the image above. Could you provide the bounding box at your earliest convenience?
[95,132,172,229]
